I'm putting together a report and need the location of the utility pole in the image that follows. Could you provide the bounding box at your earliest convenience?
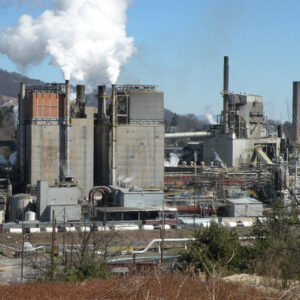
[193,181,196,228]
[51,210,56,281]
[63,208,66,265]
[194,150,197,175]
[160,200,165,265]
[20,202,25,281]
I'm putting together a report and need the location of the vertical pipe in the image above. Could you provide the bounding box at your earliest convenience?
[223,56,229,133]
[111,84,116,185]
[19,83,25,182]
[97,85,106,122]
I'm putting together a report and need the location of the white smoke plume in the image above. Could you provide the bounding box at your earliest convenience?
[214,151,226,169]
[164,153,180,167]
[205,112,215,125]
[0,0,136,85]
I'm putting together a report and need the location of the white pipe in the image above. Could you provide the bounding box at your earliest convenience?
[165,132,210,138]
[0,243,44,252]
[133,238,195,254]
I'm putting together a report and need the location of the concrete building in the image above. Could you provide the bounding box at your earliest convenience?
[37,180,81,222]
[202,132,280,168]
[165,57,281,169]
[95,85,165,191]
[226,197,263,217]
[18,82,94,199]
[201,57,281,168]
[110,185,163,208]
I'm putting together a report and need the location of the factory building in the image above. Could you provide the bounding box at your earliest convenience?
[95,85,165,193]
[37,180,81,222]
[17,82,94,199]
[202,57,281,168]
[226,197,263,217]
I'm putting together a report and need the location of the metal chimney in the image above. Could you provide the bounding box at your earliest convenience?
[76,85,85,103]
[223,56,229,133]
[97,85,106,122]
[19,82,25,182]
[223,56,229,92]
[76,85,86,117]
[65,80,70,178]
[65,80,70,125]
[277,124,283,139]
[111,84,116,186]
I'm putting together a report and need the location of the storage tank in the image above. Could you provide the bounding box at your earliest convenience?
[7,194,34,221]
[0,194,7,222]
[25,211,36,221]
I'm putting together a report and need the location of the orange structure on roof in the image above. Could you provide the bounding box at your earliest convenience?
[23,92,66,120]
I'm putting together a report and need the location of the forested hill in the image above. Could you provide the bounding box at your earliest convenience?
[0,68,45,99]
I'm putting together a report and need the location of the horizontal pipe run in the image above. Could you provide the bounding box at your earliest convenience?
[165,132,211,138]
[132,238,195,254]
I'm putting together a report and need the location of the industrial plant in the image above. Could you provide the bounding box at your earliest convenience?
[0,56,298,233]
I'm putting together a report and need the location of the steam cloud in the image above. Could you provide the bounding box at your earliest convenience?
[0,0,136,85]
[164,153,180,167]
[205,112,215,125]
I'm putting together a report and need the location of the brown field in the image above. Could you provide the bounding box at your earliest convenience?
[0,272,281,300]
[0,229,194,245]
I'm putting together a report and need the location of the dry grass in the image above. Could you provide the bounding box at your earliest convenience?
[0,271,280,300]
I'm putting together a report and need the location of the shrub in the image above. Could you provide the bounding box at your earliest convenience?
[251,201,300,287]
[182,222,251,275]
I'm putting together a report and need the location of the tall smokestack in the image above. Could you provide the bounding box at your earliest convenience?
[76,85,85,103]
[65,80,70,124]
[76,84,86,117]
[19,82,25,182]
[293,81,300,144]
[65,80,70,178]
[223,56,229,133]
[223,56,229,92]
[277,124,283,139]
[97,85,106,122]
[111,84,116,185]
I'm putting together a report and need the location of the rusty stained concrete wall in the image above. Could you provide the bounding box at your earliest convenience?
[69,106,94,199]
[27,123,61,185]
[115,124,164,190]
[94,123,164,190]
[25,106,94,199]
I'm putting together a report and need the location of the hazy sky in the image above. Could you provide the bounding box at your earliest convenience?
[0,0,300,121]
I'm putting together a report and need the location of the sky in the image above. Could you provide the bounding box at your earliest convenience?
[0,0,300,122]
